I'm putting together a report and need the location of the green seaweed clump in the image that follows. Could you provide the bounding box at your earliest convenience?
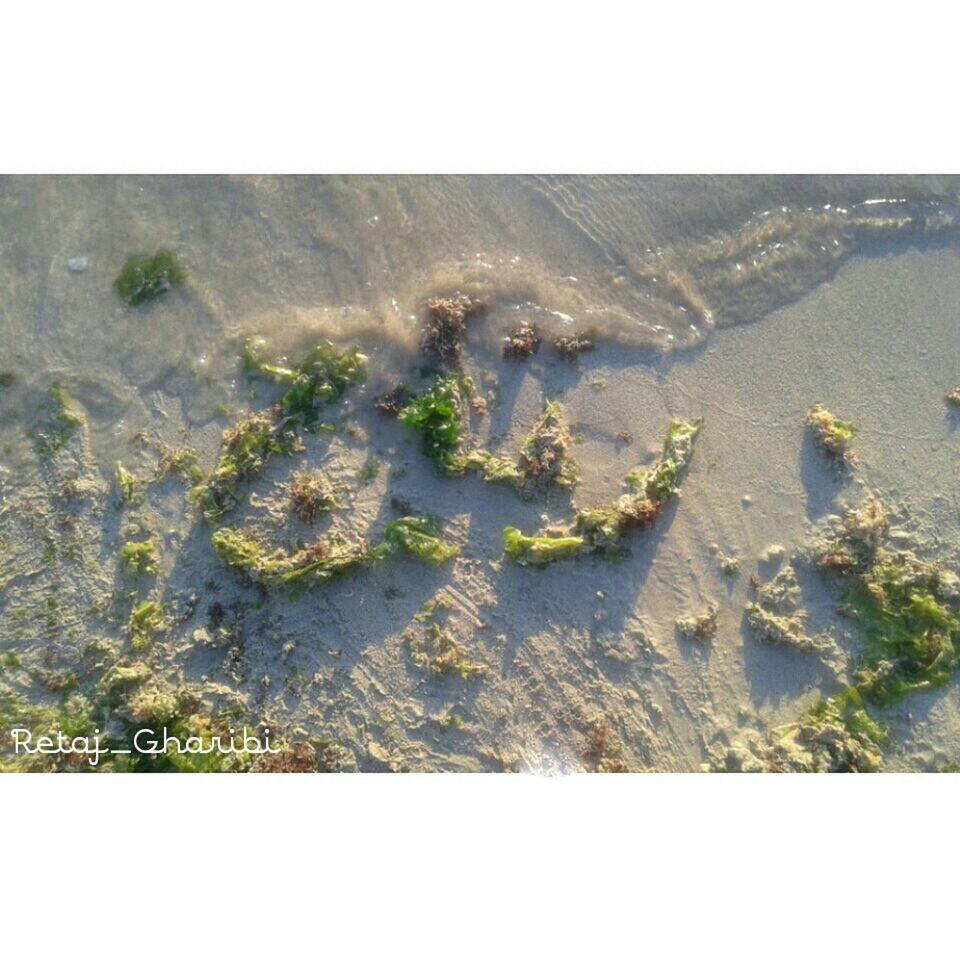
[211,526,264,573]
[120,539,158,576]
[763,689,886,773]
[114,250,186,306]
[816,496,960,706]
[383,516,459,565]
[502,527,585,566]
[503,418,702,565]
[846,556,960,705]
[114,461,142,506]
[127,600,166,652]
[34,382,85,454]
[213,514,458,589]
[807,403,856,464]
[156,445,203,485]
[397,373,468,473]
[213,526,379,588]
[243,337,366,427]
[191,407,301,522]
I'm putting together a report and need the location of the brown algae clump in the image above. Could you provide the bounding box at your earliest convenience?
[502,321,542,360]
[289,470,338,523]
[676,601,718,642]
[420,295,482,368]
[553,333,595,361]
[583,717,628,772]
[744,602,824,654]
[405,601,483,680]
[113,250,186,306]
[503,418,702,565]
[806,403,856,464]
[745,564,825,653]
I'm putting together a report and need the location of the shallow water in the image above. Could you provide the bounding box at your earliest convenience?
[2,175,959,772]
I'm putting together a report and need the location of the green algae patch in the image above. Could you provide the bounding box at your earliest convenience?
[155,444,203,485]
[211,527,263,573]
[815,496,960,707]
[844,556,960,705]
[34,382,85,454]
[127,600,166,652]
[114,250,185,306]
[120,539,158,576]
[712,687,886,773]
[397,372,467,473]
[114,461,142,506]
[243,337,366,428]
[383,516,459,565]
[503,527,584,566]
[191,408,302,522]
[503,418,702,565]
[213,515,457,589]
[806,403,856,465]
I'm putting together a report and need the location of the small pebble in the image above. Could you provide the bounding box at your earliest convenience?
[741,494,752,507]
[67,257,88,273]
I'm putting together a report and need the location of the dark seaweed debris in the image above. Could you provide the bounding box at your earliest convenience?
[420,295,482,369]
[113,250,186,306]
[502,321,542,360]
[553,333,595,361]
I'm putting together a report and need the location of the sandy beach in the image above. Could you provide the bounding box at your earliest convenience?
[1,176,959,771]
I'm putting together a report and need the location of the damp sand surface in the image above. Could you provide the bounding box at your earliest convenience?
[1,177,959,771]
